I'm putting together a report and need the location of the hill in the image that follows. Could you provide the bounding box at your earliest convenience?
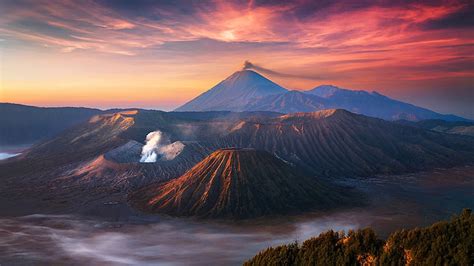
[245,209,474,265]
[0,103,104,146]
[213,109,474,177]
[129,148,352,219]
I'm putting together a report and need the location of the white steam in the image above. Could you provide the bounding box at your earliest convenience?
[158,141,185,160]
[139,130,185,163]
[140,131,163,163]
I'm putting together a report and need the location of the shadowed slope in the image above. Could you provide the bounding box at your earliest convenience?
[0,103,104,146]
[130,148,351,219]
[215,109,474,177]
[244,91,328,113]
[306,85,468,121]
[175,70,287,111]
[397,119,474,137]
[174,70,468,121]
[0,110,212,215]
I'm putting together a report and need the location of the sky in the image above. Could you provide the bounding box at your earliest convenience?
[0,0,473,118]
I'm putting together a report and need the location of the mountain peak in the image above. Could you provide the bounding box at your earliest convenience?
[230,69,260,77]
[306,85,344,98]
[223,69,273,84]
[175,69,468,121]
[129,148,345,219]
[175,69,287,112]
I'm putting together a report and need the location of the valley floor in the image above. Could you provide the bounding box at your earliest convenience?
[0,165,473,265]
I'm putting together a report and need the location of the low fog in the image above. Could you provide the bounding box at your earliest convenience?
[1,170,472,265]
[0,212,361,265]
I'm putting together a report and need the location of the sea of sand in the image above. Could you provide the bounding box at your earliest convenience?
[0,166,472,265]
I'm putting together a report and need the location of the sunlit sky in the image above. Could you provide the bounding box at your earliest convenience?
[0,0,473,118]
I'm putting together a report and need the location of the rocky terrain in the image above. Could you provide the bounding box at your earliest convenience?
[130,148,354,219]
[1,108,473,217]
[214,109,474,177]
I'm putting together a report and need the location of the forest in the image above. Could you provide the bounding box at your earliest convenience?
[245,209,473,265]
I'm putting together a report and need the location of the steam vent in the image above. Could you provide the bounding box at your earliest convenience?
[129,148,351,219]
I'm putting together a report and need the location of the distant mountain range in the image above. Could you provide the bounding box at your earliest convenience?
[2,70,469,147]
[0,103,142,146]
[396,119,474,137]
[0,103,103,146]
[176,70,468,122]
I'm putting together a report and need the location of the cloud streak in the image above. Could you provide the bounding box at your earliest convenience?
[1,0,473,117]
[1,0,472,57]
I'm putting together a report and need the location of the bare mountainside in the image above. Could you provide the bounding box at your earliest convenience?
[0,110,210,215]
[213,109,474,177]
[1,109,473,216]
[0,110,270,215]
[396,119,474,137]
[130,148,354,219]
[175,70,287,112]
[175,70,467,121]
[0,103,104,146]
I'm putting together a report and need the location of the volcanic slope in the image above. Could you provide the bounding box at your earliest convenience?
[214,109,474,177]
[396,119,474,137]
[175,70,287,111]
[0,103,104,146]
[130,148,352,219]
[0,110,212,215]
[174,69,467,121]
[243,90,328,113]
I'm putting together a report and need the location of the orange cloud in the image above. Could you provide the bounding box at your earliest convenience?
[0,0,472,117]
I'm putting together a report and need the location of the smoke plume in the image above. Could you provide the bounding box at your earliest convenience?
[140,130,185,163]
[140,131,162,162]
[243,60,322,80]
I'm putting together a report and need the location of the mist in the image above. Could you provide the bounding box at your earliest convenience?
[0,152,20,160]
[0,212,361,265]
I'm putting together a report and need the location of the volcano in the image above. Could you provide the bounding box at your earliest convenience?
[175,70,467,121]
[130,148,349,219]
[175,70,287,112]
[214,109,474,177]
[244,90,327,113]
[2,108,473,217]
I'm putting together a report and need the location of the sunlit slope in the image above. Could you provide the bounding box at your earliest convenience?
[214,109,474,177]
[130,148,352,219]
